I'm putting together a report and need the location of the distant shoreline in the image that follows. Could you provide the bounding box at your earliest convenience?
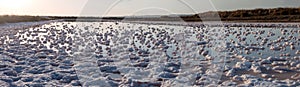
[0,15,52,24]
[1,7,300,24]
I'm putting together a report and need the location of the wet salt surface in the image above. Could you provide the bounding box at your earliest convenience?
[0,21,299,86]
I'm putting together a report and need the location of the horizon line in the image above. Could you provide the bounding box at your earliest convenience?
[0,7,299,17]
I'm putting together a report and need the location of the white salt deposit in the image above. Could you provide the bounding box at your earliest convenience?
[0,22,299,86]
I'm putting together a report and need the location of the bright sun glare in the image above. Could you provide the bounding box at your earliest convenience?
[0,0,30,9]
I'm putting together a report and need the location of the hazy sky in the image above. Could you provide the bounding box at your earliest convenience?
[0,0,299,16]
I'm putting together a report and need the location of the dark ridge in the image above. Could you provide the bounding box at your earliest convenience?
[196,7,300,22]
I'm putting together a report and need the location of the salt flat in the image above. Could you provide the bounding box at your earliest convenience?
[0,21,299,86]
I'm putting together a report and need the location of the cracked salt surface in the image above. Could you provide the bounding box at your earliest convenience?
[0,21,299,86]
